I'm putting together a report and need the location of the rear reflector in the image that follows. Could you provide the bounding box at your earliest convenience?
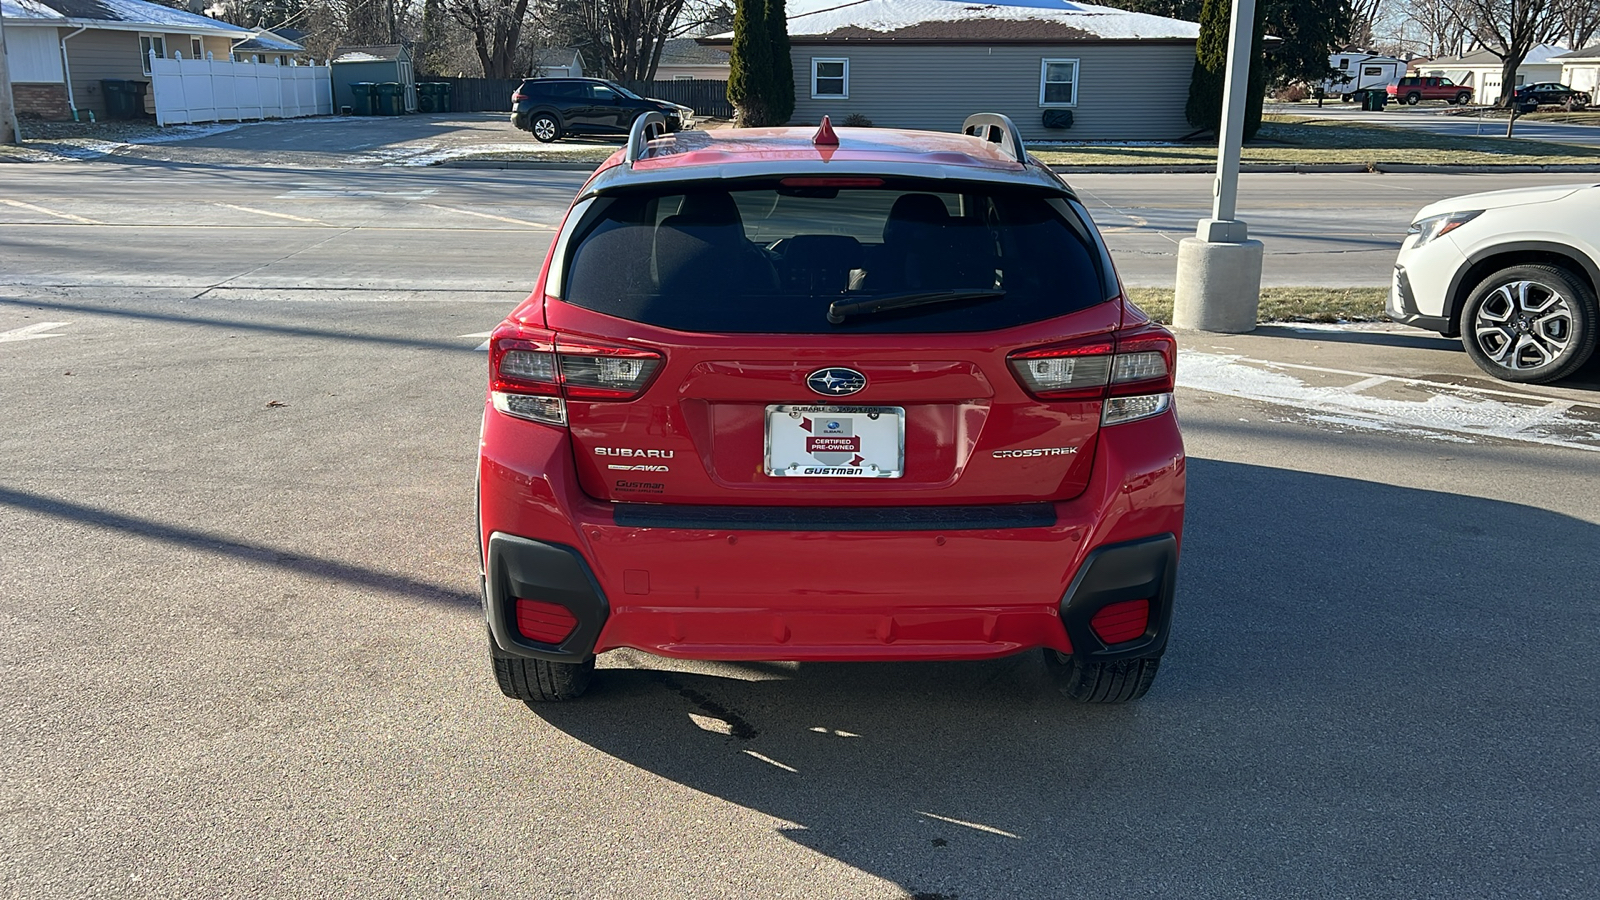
[1102,393,1172,426]
[515,598,579,645]
[1090,598,1150,645]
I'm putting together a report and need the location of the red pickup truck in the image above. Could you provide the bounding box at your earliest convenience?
[1388,76,1474,105]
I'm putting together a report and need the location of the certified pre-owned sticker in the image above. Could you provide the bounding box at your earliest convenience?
[993,447,1079,458]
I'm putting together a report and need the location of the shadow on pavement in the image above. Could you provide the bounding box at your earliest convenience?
[0,296,490,355]
[0,484,478,608]
[531,459,1600,898]
[1249,323,1462,352]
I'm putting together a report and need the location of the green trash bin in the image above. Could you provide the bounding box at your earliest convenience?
[101,79,146,120]
[376,82,403,116]
[437,82,453,113]
[349,82,377,116]
[417,83,438,114]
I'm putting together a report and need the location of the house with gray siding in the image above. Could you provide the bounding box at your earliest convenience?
[1,0,299,120]
[702,0,1203,141]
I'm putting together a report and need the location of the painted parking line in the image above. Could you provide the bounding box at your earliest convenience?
[460,330,493,352]
[421,204,554,229]
[0,199,103,225]
[0,322,70,343]
[211,202,332,226]
[278,186,440,200]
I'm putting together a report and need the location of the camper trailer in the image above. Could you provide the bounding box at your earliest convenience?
[1324,53,1406,100]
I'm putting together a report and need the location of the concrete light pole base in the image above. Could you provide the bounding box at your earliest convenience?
[1173,237,1265,333]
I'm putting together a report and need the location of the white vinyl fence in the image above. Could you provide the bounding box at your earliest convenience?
[149,52,333,126]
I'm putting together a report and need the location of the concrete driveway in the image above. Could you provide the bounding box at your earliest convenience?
[1271,100,1600,148]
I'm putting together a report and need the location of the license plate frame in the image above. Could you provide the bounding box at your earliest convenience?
[764,405,905,478]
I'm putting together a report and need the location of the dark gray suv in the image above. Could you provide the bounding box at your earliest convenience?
[510,78,693,143]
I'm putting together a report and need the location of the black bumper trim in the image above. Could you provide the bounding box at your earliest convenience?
[1058,533,1178,662]
[611,503,1058,532]
[484,533,608,662]
[1390,266,1452,335]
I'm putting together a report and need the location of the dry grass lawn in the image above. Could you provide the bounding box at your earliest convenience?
[1126,286,1389,325]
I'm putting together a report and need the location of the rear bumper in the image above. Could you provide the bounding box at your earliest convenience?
[478,405,1185,662]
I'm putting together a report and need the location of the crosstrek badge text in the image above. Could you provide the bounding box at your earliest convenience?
[993,447,1079,458]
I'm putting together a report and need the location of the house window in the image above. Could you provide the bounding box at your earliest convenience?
[139,34,166,74]
[1040,59,1078,107]
[811,58,848,99]
[191,38,203,60]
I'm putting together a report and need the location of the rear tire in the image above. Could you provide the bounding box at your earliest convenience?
[530,113,561,143]
[491,639,595,701]
[1043,650,1161,703]
[1406,92,1422,105]
[1456,92,1472,105]
[1460,263,1597,384]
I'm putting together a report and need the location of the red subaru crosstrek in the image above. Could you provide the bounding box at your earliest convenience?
[477,113,1185,704]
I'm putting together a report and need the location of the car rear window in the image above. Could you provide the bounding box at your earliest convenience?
[560,180,1117,333]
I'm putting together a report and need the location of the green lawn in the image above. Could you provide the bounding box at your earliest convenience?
[1030,114,1600,167]
[1126,286,1389,325]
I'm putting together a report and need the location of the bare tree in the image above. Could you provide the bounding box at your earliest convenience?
[544,0,730,82]
[449,0,535,77]
[1548,0,1599,51]
[1401,0,1475,57]
[1350,0,1387,47]
[1462,0,1555,104]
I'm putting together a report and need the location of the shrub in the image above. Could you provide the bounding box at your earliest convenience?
[841,113,873,127]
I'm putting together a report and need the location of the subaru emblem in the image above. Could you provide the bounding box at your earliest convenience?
[806,367,867,396]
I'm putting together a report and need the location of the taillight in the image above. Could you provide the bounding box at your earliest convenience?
[1007,322,1176,426]
[511,91,527,102]
[489,325,662,425]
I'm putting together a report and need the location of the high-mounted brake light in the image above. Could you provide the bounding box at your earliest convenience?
[489,326,663,425]
[780,177,884,188]
[1007,322,1177,426]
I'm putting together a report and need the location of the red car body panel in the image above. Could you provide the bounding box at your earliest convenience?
[477,122,1186,667]
[478,396,1183,661]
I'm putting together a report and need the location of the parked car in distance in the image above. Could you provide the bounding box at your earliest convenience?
[1391,183,1599,383]
[1388,76,1474,105]
[478,114,1185,705]
[1512,82,1592,109]
[511,77,694,143]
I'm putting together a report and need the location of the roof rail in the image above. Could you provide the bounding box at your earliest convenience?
[960,113,1027,165]
[626,112,669,167]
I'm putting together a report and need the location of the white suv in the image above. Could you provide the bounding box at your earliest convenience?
[1390,183,1599,383]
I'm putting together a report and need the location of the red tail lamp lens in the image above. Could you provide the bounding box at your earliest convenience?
[515,598,579,645]
[1090,598,1150,645]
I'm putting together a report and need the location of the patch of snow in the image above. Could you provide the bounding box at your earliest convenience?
[346,141,615,166]
[1177,350,1600,452]
[712,0,1201,40]
[24,122,245,161]
[0,0,65,20]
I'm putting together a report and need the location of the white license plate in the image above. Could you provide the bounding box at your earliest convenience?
[765,405,904,478]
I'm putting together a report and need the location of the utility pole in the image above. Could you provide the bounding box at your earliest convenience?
[0,10,21,144]
[1172,0,1263,333]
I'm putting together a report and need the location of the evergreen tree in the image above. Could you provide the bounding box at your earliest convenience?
[727,0,773,126]
[766,0,795,124]
[1184,0,1268,140]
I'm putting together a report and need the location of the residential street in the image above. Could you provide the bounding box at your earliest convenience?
[2,160,1593,288]
[3,158,1599,898]
[1270,100,1600,148]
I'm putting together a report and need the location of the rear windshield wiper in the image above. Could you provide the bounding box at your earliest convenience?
[826,289,1007,325]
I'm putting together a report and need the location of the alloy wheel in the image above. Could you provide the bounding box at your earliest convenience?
[533,117,558,142]
[1472,280,1574,371]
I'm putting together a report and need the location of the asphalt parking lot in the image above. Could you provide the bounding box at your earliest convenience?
[3,154,1599,898]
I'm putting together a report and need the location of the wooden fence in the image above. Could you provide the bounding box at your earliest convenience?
[425,76,732,119]
[150,52,333,126]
